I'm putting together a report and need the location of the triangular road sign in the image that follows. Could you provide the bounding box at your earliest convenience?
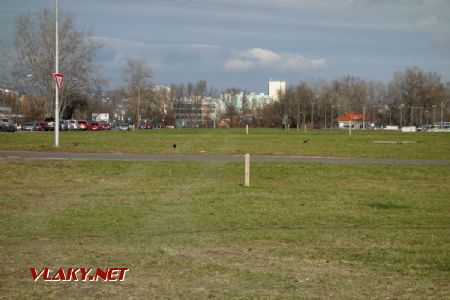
[52,73,64,91]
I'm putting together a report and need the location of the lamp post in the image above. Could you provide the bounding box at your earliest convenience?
[363,105,366,129]
[330,104,334,129]
[399,104,404,127]
[432,105,437,125]
[389,106,392,126]
[15,90,19,125]
[419,107,423,125]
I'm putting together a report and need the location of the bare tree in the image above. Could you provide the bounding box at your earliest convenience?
[10,8,101,120]
[222,88,242,127]
[387,67,447,125]
[123,57,152,125]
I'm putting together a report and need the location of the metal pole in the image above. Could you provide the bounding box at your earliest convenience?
[420,107,423,125]
[400,105,403,127]
[389,106,392,126]
[54,0,59,147]
[331,105,334,129]
[363,105,366,129]
[15,91,19,124]
[432,105,436,125]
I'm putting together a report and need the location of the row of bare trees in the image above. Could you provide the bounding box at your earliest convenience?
[267,68,450,129]
[2,7,449,128]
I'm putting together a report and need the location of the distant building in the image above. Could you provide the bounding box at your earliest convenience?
[173,98,202,128]
[268,80,286,101]
[0,88,18,118]
[336,112,371,129]
[247,92,273,110]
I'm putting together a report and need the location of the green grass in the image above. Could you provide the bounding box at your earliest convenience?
[1,128,450,160]
[1,159,449,298]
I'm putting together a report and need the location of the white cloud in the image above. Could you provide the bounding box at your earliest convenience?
[416,15,439,28]
[224,48,328,72]
[422,0,446,7]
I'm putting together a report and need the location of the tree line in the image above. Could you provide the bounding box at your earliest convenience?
[273,69,449,129]
[1,7,449,127]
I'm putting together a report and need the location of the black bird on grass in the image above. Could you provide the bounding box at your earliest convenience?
[173,144,177,148]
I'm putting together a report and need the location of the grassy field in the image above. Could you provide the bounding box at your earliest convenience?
[1,128,450,160]
[1,159,449,298]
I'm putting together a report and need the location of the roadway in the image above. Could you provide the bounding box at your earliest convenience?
[1,151,449,165]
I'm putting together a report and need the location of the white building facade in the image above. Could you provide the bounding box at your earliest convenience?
[268,80,286,102]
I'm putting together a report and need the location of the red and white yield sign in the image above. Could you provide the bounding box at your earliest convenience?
[52,73,64,91]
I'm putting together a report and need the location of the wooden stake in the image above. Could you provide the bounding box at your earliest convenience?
[244,153,250,187]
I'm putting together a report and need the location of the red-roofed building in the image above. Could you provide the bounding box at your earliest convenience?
[336,112,371,129]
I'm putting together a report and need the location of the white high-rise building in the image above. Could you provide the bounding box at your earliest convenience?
[268,80,286,101]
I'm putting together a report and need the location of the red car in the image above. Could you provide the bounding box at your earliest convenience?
[89,122,102,130]
[78,120,88,131]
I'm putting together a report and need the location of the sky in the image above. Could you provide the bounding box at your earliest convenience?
[1,0,450,93]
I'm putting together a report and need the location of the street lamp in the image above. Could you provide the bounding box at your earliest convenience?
[432,105,437,125]
[399,104,404,127]
[331,104,334,129]
[362,105,366,129]
[388,106,392,126]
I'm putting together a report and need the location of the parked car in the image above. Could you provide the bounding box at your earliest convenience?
[1,118,17,132]
[89,121,101,130]
[152,121,164,129]
[65,119,80,130]
[78,120,88,131]
[21,122,43,131]
[59,119,68,131]
[139,122,153,129]
[100,121,112,130]
[43,117,55,131]
[119,123,130,131]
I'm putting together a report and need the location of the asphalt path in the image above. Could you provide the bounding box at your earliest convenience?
[1,150,450,165]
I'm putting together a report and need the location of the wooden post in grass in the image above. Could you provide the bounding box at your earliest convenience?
[349,120,352,136]
[246,124,249,135]
[244,153,250,187]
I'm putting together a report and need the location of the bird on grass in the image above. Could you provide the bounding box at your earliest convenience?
[173,144,177,149]
[303,138,309,143]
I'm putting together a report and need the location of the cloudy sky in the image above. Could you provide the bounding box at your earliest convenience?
[1,0,450,92]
